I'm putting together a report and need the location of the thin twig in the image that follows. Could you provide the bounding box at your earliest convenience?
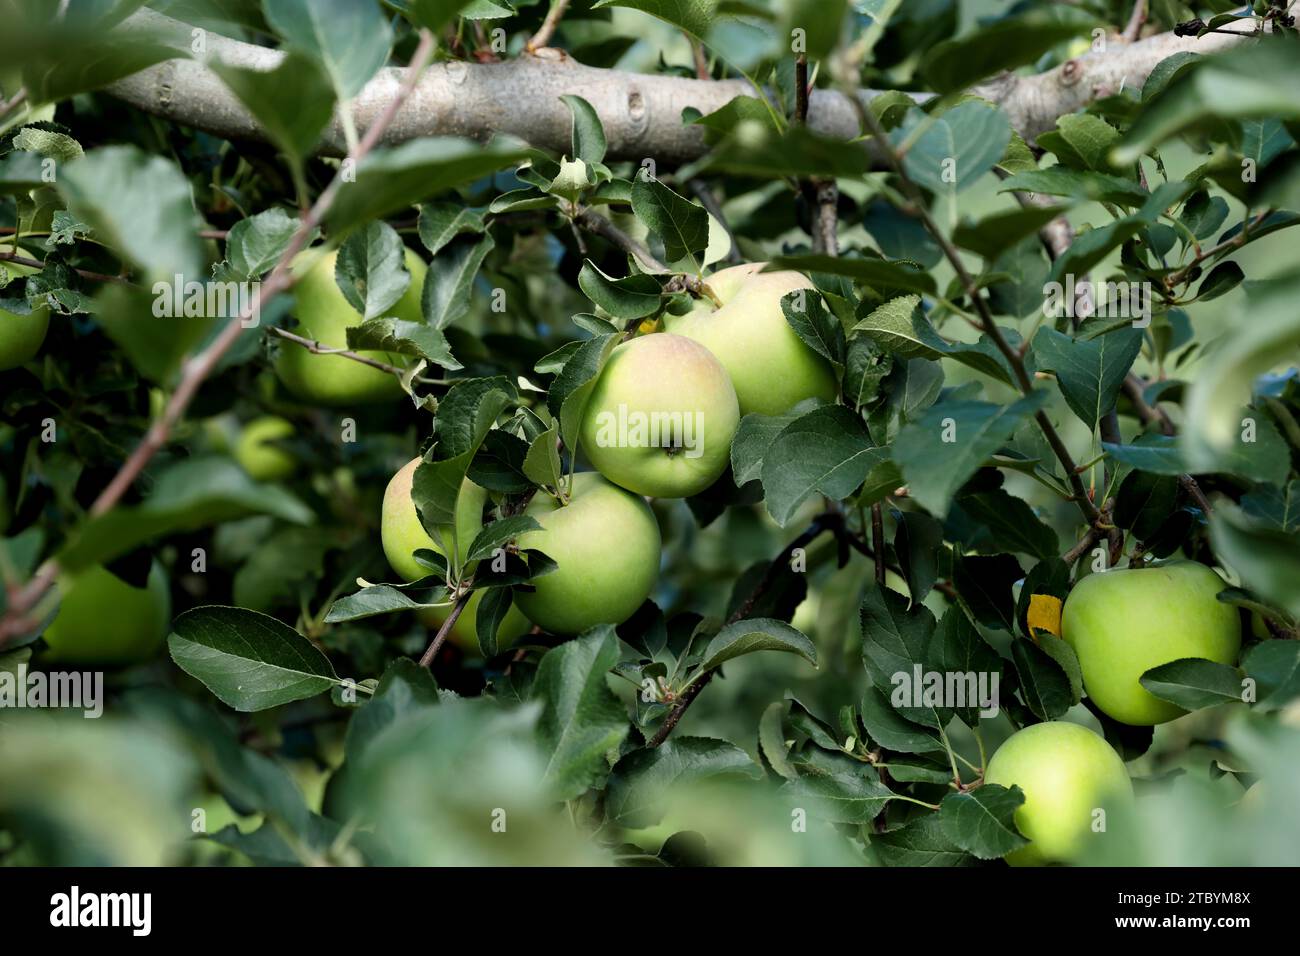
[1122,0,1148,42]
[525,0,571,53]
[0,249,129,285]
[0,86,26,118]
[572,206,721,305]
[419,583,472,667]
[270,327,408,376]
[0,29,439,647]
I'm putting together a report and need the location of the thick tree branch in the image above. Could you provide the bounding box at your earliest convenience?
[105,9,1276,164]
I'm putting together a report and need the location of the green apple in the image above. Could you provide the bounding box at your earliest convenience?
[579,333,739,498]
[0,261,50,371]
[515,471,660,634]
[42,561,171,665]
[984,721,1133,866]
[276,247,425,405]
[233,415,297,481]
[663,262,838,416]
[1062,561,1242,726]
[382,457,530,651]
[381,457,486,582]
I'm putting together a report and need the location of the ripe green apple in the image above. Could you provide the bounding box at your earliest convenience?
[42,561,172,665]
[382,457,530,651]
[579,333,739,498]
[662,262,838,416]
[514,471,660,634]
[233,415,297,481]
[0,261,50,371]
[276,247,425,405]
[1062,561,1242,726]
[381,457,486,582]
[984,721,1133,866]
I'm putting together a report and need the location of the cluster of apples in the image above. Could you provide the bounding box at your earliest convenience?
[378,263,840,651]
[985,559,1243,866]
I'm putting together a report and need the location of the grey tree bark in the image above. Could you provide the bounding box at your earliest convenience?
[108,9,1273,164]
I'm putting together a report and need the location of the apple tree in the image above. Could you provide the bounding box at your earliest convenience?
[1,0,1299,867]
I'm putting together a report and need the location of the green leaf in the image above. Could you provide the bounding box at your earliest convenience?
[630,178,709,265]
[872,813,975,867]
[930,604,1003,724]
[465,515,543,563]
[999,169,1149,207]
[1139,657,1245,711]
[346,318,459,369]
[953,204,1068,261]
[417,202,486,258]
[413,377,516,532]
[769,255,936,296]
[1037,114,1120,172]
[1102,434,1188,476]
[730,403,816,486]
[223,208,302,280]
[920,8,1098,94]
[782,768,895,825]
[422,233,495,329]
[58,145,204,283]
[57,457,312,573]
[264,0,390,101]
[1032,326,1144,431]
[853,295,1017,385]
[578,260,663,320]
[1011,638,1073,720]
[1240,480,1300,533]
[324,584,450,623]
[591,0,717,39]
[168,606,338,712]
[953,489,1059,560]
[938,785,1028,860]
[758,701,798,780]
[760,404,885,526]
[522,425,564,491]
[404,0,482,31]
[14,14,178,106]
[892,102,1012,198]
[781,290,845,369]
[860,586,943,727]
[1184,275,1300,480]
[1243,640,1300,707]
[605,736,759,828]
[893,392,1046,518]
[325,138,530,237]
[546,332,619,454]
[344,659,441,761]
[534,627,630,800]
[335,221,412,320]
[1211,502,1300,620]
[701,124,875,180]
[474,586,513,658]
[858,686,946,754]
[210,50,333,165]
[559,94,607,165]
[696,618,818,673]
